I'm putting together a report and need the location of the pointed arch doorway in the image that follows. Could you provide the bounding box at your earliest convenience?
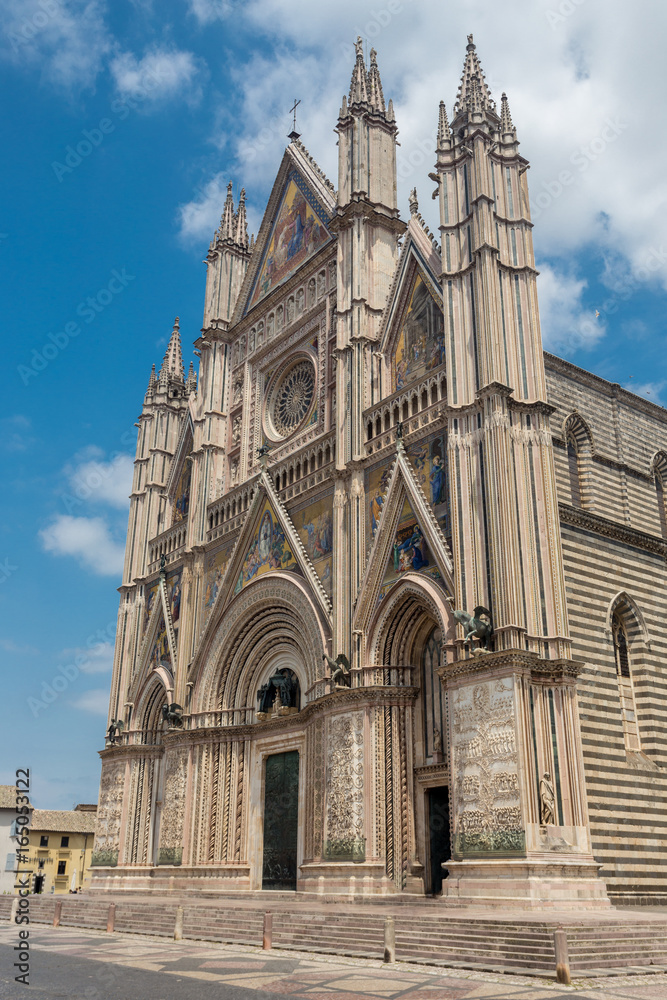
[262,750,300,890]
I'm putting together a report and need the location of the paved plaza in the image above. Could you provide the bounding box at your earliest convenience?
[2,925,667,1000]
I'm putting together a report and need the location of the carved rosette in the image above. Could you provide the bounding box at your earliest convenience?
[450,677,524,856]
[324,712,365,861]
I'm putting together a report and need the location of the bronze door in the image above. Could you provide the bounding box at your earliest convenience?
[262,750,299,890]
[427,785,451,895]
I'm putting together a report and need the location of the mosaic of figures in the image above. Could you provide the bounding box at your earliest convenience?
[247,172,331,312]
[290,496,334,599]
[451,678,524,854]
[144,568,182,669]
[391,272,445,393]
[172,460,191,523]
[377,498,444,604]
[365,430,450,553]
[202,540,235,617]
[233,499,301,594]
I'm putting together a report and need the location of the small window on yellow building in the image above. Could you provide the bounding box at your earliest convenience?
[60,836,69,848]
[57,861,66,875]
[40,836,48,847]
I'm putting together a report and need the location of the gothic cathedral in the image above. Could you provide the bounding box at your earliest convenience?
[92,37,667,907]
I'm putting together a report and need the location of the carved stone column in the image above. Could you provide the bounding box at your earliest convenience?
[438,650,610,908]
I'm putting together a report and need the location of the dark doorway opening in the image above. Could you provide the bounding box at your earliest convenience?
[33,875,45,894]
[262,750,299,890]
[427,785,451,895]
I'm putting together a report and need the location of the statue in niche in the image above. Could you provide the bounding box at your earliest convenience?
[286,298,295,324]
[267,313,274,339]
[432,727,442,753]
[233,380,243,406]
[445,596,493,652]
[230,460,239,486]
[256,669,300,718]
[317,271,325,298]
[232,416,242,447]
[296,288,305,314]
[276,305,283,331]
[539,771,556,825]
[323,652,351,688]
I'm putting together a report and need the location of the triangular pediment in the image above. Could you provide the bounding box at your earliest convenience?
[355,443,454,632]
[131,566,182,699]
[195,469,333,656]
[165,416,194,524]
[235,142,336,322]
[380,232,444,396]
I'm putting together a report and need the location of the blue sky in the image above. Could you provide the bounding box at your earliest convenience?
[1,0,665,809]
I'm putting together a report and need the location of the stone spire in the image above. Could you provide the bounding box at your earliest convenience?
[234,188,248,248]
[367,48,385,112]
[158,317,185,390]
[186,361,197,394]
[500,92,516,138]
[348,36,369,105]
[436,101,451,150]
[146,363,157,396]
[219,182,235,241]
[453,33,496,116]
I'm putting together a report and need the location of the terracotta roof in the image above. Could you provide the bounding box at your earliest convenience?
[0,785,32,810]
[30,809,97,834]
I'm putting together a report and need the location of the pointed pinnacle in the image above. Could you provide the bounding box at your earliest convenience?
[348,36,369,105]
[186,360,197,393]
[159,316,185,386]
[235,187,248,247]
[220,181,235,240]
[146,363,157,395]
[454,32,496,115]
[340,93,348,118]
[387,97,395,122]
[367,47,385,113]
[500,92,515,136]
[437,101,451,150]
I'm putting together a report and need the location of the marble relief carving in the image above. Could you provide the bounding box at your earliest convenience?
[451,678,524,855]
[158,746,188,866]
[91,759,125,866]
[325,712,364,860]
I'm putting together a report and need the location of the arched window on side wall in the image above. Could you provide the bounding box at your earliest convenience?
[612,612,640,752]
[652,452,667,538]
[563,413,593,509]
[422,628,446,760]
[567,439,582,507]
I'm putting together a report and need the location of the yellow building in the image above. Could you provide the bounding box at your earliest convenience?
[26,805,97,894]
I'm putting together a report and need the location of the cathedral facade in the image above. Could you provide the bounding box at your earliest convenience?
[92,37,667,906]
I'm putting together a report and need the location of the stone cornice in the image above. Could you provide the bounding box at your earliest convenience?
[559,503,667,557]
[98,744,163,760]
[438,648,584,683]
[545,352,667,425]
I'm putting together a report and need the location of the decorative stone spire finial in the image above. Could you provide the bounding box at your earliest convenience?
[500,92,516,137]
[408,188,418,216]
[186,360,197,394]
[367,47,385,112]
[436,101,451,151]
[234,187,248,248]
[158,316,185,389]
[348,36,369,105]
[386,98,395,122]
[454,33,496,116]
[220,181,235,241]
[146,363,157,396]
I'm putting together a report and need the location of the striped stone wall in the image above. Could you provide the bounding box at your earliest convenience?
[545,353,667,902]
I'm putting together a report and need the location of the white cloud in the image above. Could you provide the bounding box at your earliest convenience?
[39,515,125,575]
[59,641,114,674]
[186,0,244,23]
[63,447,133,509]
[1,0,111,91]
[178,172,229,242]
[0,415,35,452]
[110,45,203,105]
[182,0,667,300]
[71,688,110,715]
[537,264,604,355]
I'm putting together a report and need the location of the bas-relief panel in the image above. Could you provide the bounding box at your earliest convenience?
[324,712,365,860]
[391,272,445,392]
[291,496,333,600]
[202,541,235,618]
[92,759,125,865]
[451,678,525,856]
[233,499,301,594]
[246,172,332,312]
[172,461,191,523]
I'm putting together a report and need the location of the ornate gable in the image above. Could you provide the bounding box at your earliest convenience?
[165,415,194,524]
[380,228,443,396]
[235,142,336,321]
[355,441,454,633]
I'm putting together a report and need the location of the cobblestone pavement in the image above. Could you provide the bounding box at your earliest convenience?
[2,926,667,1000]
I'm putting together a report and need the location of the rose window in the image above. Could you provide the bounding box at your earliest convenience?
[272,360,315,437]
